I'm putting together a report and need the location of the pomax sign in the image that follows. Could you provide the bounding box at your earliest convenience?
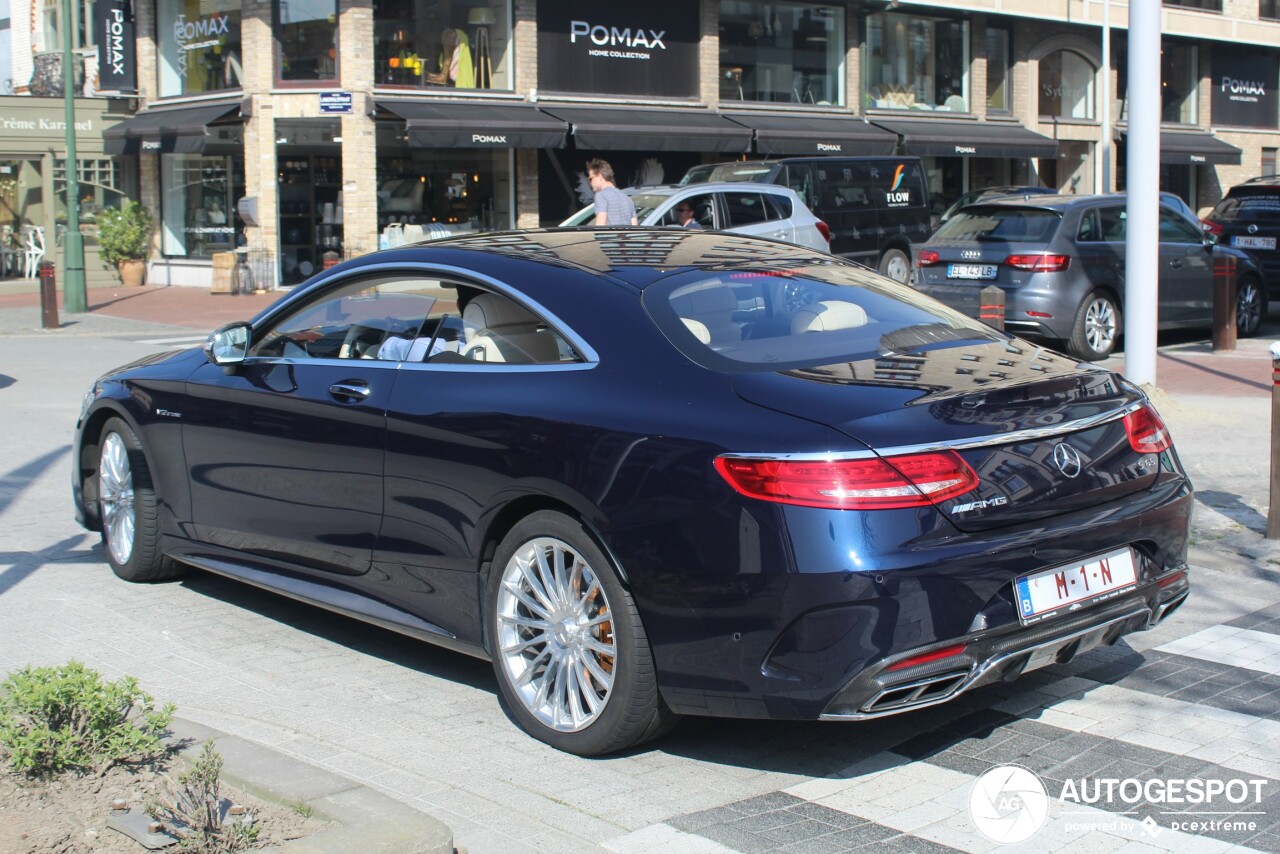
[537,0,697,99]
[94,0,136,94]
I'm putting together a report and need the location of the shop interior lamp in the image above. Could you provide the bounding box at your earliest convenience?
[467,8,496,26]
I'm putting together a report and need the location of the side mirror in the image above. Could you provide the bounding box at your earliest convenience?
[1203,232,1217,252]
[204,321,250,368]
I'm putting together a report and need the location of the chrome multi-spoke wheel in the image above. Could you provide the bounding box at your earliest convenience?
[94,418,181,583]
[496,536,615,732]
[99,430,136,566]
[1237,278,1264,337]
[1070,291,1121,361]
[487,511,672,755]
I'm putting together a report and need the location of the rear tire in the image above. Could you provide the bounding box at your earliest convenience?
[1237,277,1265,338]
[486,511,673,755]
[1068,290,1121,361]
[878,248,911,284]
[96,418,183,583]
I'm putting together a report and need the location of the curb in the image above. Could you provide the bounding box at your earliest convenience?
[167,718,454,854]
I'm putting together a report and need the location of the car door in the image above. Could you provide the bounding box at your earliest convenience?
[374,280,584,644]
[1158,206,1215,325]
[180,273,437,575]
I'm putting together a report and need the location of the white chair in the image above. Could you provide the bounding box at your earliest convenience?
[0,226,23,277]
[22,226,45,278]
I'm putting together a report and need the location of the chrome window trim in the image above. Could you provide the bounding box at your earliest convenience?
[719,400,1144,461]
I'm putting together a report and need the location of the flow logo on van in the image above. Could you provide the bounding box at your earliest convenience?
[885,164,913,208]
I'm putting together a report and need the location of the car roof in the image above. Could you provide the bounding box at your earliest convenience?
[965,192,1191,213]
[368,227,830,291]
[626,182,799,196]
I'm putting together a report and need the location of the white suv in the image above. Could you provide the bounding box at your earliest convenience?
[560,182,831,251]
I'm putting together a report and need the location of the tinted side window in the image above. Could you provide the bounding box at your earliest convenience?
[1077,210,1102,242]
[782,164,814,208]
[1098,207,1127,242]
[762,192,793,220]
[817,164,876,211]
[1158,209,1204,244]
[723,192,772,226]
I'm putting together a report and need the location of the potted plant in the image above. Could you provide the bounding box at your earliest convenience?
[97,200,153,287]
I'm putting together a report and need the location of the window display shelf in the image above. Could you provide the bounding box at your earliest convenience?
[278,154,343,285]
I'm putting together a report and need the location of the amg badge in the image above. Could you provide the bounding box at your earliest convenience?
[951,495,1008,514]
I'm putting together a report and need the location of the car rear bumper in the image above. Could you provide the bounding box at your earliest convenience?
[819,569,1189,719]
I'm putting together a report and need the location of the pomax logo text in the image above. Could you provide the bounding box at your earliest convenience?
[570,21,666,50]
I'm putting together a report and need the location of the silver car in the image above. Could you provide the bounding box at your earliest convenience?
[561,182,831,251]
[914,193,1265,361]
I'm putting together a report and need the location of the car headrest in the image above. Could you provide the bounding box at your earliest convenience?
[681,318,711,344]
[463,293,537,331]
[791,301,869,334]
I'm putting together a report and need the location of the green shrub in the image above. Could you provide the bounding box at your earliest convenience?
[97,200,154,265]
[152,740,260,853]
[0,660,174,776]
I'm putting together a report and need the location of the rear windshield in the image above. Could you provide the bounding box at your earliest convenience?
[931,206,1062,243]
[1212,190,1280,222]
[643,259,1003,372]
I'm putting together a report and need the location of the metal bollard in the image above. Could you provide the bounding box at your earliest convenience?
[322,250,340,270]
[1270,342,1280,539]
[979,285,1005,331]
[38,260,58,329]
[1212,254,1237,352]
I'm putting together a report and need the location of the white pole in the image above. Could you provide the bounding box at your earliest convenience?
[1100,0,1112,193]
[1125,0,1160,386]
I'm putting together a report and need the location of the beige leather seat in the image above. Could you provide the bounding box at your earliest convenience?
[791,301,869,334]
[670,283,739,345]
[460,293,560,363]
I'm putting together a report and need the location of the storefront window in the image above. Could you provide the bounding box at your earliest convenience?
[375,125,512,240]
[0,160,43,233]
[54,158,126,239]
[276,0,337,82]
[1039,49,1095,119]
[157,0,244,96]
[373,0,512,91]
[160,156,243,258]
[719,1,845,106]
[986,27,1010,113]
[1161,43,1197,124]
[866,12,968,112]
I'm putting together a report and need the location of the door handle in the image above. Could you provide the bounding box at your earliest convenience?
[329,382,370,401]
[1168,258,1183,269]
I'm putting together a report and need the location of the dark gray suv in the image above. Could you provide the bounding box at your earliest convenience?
[914,194,1265,360]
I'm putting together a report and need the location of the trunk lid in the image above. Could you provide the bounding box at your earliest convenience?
[730,338,1161,532]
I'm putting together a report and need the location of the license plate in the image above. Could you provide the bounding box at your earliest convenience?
[1014,547,1138,625]
[1232,235,1276,250]
[947,263,998,280]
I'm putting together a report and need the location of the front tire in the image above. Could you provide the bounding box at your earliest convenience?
[1068,290,1121,361]
[486,511,672,755]
[1237,277,1265,338]
[96,418,183,583]
[878,248,911,284]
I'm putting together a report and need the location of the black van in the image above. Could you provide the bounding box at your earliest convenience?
[681,157,932,283]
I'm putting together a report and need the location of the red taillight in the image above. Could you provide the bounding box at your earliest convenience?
[815,220,831,243]
[1200,219,1223,237]
[886,643,968,672]
[1123,403,1173,454]
[713,451,979,510]
[1157,570,1187,589]
[916,249,942,267]
[1004,253,1071,273]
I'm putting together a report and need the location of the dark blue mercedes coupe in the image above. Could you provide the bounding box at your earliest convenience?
[73,229,1192,755]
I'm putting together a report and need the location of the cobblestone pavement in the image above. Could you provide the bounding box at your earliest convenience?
[2,314,1279,853]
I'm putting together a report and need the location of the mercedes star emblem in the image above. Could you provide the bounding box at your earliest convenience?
[1053,443,1083,478]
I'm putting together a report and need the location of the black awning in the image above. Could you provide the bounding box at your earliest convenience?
[539,106,753,153]
[377,100,568,149]
[103,102,242,155]
[869,117,1058,158]
[722,111,899,156]
[1147,130,1242,166]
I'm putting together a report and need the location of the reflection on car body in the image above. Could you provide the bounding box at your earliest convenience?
[74,228,1191,756]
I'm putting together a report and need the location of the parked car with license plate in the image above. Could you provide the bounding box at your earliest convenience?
[914,193,1266,360]
[1201,176,1280,298]
[560,182,830,251]
[74,229,1191,755]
